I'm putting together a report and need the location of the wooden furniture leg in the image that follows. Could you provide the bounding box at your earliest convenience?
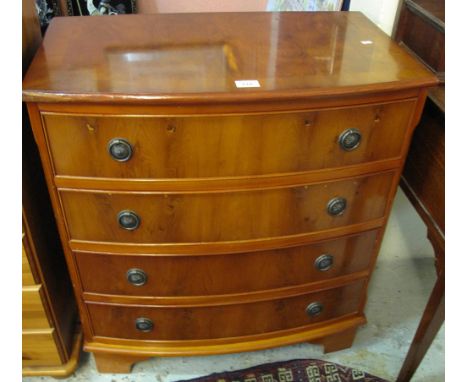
[396,229,445,382]
[319,327,358,353]
[93,353,151,373]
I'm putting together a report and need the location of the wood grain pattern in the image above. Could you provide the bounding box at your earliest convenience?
[22,286,51,330]
[22,12,437,104]
[75,230,377,297]
[86,314,366,357]
[409,0,445,22]
[394,4,444,378]
[82,271,368,307]
[401,97,444,233]
[60,172,394,243]
[87,280,365,341]
[35,89,422,114]
[22,330,62,367]
[394,0,444,76]
[22,332,83,378]
[42,100,415,179]
[54,159,403,193]
[22,236,36,286]
[69,219,385,255]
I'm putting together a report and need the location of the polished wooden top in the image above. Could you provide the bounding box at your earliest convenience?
[23,12,437,104]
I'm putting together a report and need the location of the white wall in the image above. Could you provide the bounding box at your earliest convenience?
[138,0,268,14]
[138,0,401,36]
[350,0,401,35]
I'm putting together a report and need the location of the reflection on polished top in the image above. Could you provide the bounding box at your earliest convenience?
[22,12,437,103]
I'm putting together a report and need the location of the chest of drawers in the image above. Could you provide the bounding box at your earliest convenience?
[23,12,437,373]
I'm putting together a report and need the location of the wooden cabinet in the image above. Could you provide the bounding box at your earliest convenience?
[394,0,444,79]
[22,210,81,376]
[23,12,437,373]
[22,0,81,376]
[393,1,445,381]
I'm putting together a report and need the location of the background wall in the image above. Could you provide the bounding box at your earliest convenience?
[137,0,401,36]
[350,0,401,35]
[138,0,268,14]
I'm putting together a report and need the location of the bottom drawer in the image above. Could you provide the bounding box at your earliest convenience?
[22,330,62,367]
[87,280,365,341]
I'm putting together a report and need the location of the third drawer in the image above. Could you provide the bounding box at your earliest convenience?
[76,230,377,297]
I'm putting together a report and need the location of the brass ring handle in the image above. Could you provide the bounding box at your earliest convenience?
[327,197,347,216]
[108,138,133,162]
[127,268,147,286]
[306,302,324,317]
[117,210,140,230]
[338,128,362,151]
[315,254,334,271]
[135,317,153,332]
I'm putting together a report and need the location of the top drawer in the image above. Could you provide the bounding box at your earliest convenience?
[42,100,415,179]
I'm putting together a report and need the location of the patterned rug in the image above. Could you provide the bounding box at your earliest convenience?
[178,359,388,382]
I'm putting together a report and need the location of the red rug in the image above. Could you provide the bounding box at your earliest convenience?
[178,359,388,382]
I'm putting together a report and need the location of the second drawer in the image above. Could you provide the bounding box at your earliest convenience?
[76,230,377,296]
[60,172,394,243]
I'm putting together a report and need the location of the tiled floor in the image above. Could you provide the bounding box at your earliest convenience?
[23,188,445,382]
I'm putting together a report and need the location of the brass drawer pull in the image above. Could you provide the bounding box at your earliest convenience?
[315,254,334,271]
[135,317,153,332]
[306,302,324,317]
[117,210,140,230]
[108,138,133,162]
[327,197,347,216]
[126,268,147,286]
[339,128,362,151]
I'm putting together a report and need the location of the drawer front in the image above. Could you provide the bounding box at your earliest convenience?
[22,330,62,367]
[43,101,414,179]
[22,238,35,286]
[87,280,365,341]
[76,230,377,296]
[61,172,393,243]
[22,286,51,330]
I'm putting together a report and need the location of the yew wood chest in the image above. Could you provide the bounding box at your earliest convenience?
[22,12,437,373]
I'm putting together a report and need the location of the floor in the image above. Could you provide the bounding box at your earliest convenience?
[23,188,445,382]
